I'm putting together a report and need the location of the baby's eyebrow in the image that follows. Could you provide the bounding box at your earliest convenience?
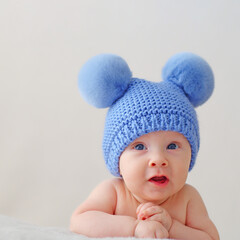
[129,140,145,146]
[130,141,141,146]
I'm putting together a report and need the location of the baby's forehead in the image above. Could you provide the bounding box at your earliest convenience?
[132,131,187,142]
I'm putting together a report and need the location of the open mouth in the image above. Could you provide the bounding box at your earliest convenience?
[149,176,169,186]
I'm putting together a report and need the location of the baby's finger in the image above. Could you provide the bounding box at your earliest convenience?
[156,225,169,239]
[136,202,155,215]
[136,203,145,215]
[140,205,164,219]
[146,213,163,222]
[146,211,172,231]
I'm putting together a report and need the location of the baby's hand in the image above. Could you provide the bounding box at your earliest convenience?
[136,202,172,231]
[134,220,169,239]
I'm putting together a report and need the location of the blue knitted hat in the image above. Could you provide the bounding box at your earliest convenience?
[78,53,214,177]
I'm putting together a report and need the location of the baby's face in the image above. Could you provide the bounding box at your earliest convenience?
[119,131,191,204]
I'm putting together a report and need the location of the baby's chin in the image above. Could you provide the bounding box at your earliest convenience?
[131,191,172,206]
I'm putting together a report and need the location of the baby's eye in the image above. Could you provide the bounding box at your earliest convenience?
[134,143,146,150]
[167,143,179,150]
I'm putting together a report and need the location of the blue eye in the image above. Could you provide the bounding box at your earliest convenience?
[134,144,146,150]
[167,143,179,150]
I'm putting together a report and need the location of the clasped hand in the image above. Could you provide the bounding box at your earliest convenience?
[134,202,172,238]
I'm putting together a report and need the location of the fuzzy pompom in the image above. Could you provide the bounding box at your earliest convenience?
[162,52,214,107]
[78,54,132,108]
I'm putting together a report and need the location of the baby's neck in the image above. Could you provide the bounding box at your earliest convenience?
[131,192,172,206]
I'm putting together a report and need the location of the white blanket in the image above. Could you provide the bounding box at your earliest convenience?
[0,214,170,240]
[0,214,83,240]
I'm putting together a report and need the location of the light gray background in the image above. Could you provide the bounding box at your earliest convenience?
[0,1,239,239]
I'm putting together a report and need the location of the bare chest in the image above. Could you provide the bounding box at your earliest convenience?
[114,187,188,224]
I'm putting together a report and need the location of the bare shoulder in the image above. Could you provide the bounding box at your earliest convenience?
[87,178,121,201]
[172,184,199,203]
[96,178,125,194]
[182,184,208,218]
[180,183,198,194]
[89,178,125,194]
[95,178,121,190]
[183,184,219,240]
[72,178,122,216]
[182,184,211,215]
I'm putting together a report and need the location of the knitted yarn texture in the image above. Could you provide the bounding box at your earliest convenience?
[78,53,214,177]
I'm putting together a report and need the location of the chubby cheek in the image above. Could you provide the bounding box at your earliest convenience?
[120,160,136,180]
[173,161,190,185]
[119,157,144,184]
[120,165,144,196]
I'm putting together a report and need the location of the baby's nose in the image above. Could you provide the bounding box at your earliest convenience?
[148,154,168,168]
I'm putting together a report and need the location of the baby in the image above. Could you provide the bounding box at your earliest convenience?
[70,53,219,239]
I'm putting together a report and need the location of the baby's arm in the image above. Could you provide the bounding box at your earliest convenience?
[169,185,219,240]
[70,180,137,237]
